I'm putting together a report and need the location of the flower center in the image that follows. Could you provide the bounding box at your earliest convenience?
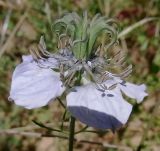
[30,36,132,90]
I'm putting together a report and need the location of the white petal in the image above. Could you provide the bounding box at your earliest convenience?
[67,84,132,130]
[119,82,148,103]
[22,55,33,62]
[9,60,65,109]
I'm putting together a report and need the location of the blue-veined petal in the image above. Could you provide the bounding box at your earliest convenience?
[9,56,65,109]
[66,84,132,130]
[105,72,148,103]
[118,82,148,103]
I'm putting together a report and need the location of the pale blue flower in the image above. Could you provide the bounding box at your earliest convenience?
[9,13,148,130]
[9,51,147,130]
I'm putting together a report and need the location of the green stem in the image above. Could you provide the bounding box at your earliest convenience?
[68,116,75,151]
[68,71,82,151]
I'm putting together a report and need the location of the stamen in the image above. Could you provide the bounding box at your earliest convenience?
[38,37,56,58]
[29,48,39,60]
[34,48,44,59]
[108,83,117,90]
[38,44,51,58]
[112,64,132,78]
[39,36,47,49]
[99,72,110,83]
[99,84,106,90]
[64,71,76,87]
[108,50,126,66]
[60,63,64,75]
[103,84,108,90]
[82,62,97,83]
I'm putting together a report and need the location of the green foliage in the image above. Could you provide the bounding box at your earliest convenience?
[54,12,118,59]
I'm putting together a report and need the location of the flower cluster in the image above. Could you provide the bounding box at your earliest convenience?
[9,12,148,130]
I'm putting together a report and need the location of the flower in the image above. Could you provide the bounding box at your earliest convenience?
[9,12,148,130]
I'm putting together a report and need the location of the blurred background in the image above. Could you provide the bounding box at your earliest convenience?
[0,0,160,150]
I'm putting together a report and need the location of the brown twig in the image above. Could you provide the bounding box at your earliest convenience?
[118,17,159,38]
[0,129,69,139]
[0,128,131,149]
[12,122,69,131]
